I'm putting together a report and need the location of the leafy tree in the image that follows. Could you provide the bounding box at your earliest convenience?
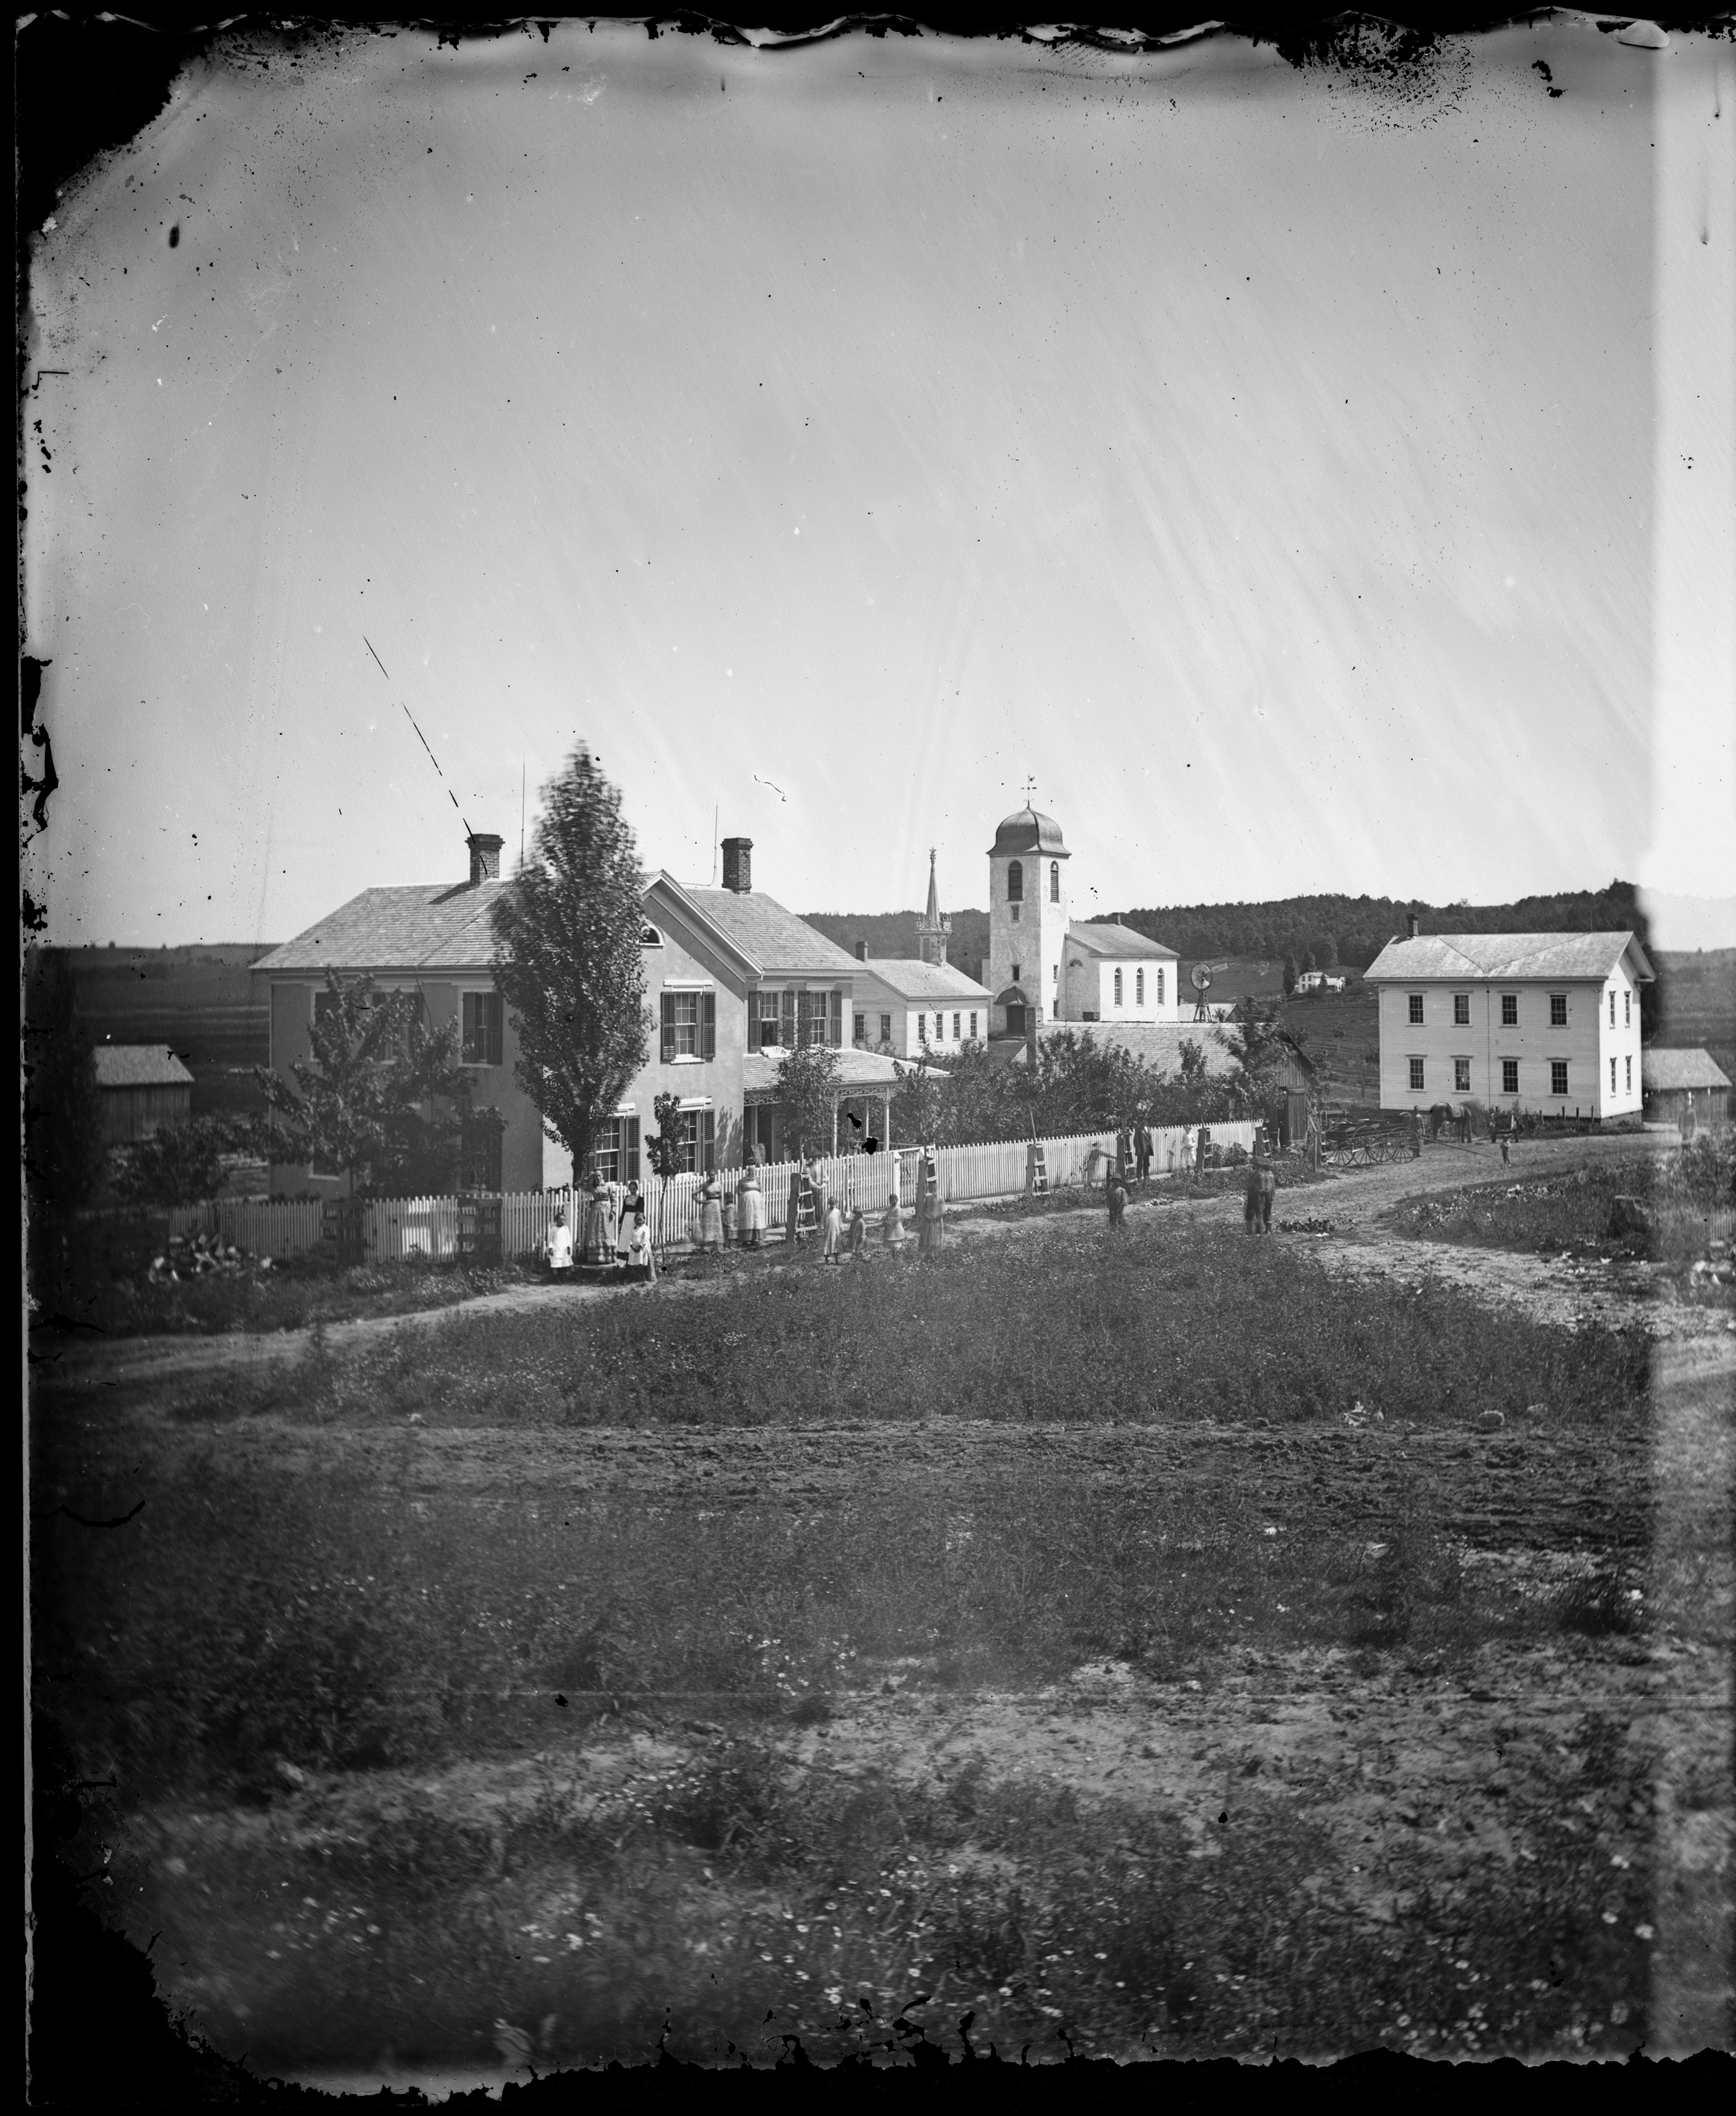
[1282,953,1299,997]
[254,972,472,1195]
[777,1041,842,1160]
[113,1115,256,1208]
[24,950,106,1226]
[490,745,649,1180]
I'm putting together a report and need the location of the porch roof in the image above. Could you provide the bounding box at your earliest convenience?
[742,1047,904,1105]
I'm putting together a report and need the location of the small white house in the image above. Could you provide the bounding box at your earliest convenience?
[849,957,992,1059]
[1061,921,1180,1025]
[1294,971,1347,995]
[1364,927,1654,1119]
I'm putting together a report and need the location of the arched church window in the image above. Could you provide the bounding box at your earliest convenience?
[1007,861,1023,903]
[1049,862,1059,903]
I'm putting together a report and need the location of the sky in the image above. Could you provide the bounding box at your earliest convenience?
[22,18,1736,951]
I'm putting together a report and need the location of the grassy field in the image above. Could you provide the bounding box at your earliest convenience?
[32,1247,539,1340]
[33,1199,1701,2072]
[1384,1139,1734,1270]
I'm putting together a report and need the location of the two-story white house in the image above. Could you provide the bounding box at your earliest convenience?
[1364,923,1654,1119]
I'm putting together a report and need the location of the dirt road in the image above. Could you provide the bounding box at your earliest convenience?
[30,1134,1687,1401]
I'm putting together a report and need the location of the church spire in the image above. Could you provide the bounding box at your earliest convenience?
[916,847,952,967]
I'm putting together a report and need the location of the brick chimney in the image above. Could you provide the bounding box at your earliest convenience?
[468,832,504,885]
[1406,911,1420,940]
[721,836,753,893]
[854,941,868,962]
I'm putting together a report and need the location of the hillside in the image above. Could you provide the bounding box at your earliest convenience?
[1652,947,1736,1083]
[803,908,991,984]
[45,943,274,1117]
[1112,880,1658,975]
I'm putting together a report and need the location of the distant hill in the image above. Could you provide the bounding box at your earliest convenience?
[42,943,275,1117]
[803,908,992,982]
[1110,880,1660,973]
[1652,946,1736,1083]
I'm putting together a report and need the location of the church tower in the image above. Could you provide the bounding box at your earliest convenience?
[915,848,951,967]
[986,803,1070,1039]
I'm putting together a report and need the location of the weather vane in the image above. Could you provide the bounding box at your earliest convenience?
[1022,774,1038,806]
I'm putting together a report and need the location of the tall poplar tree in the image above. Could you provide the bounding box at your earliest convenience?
[490,747,649,1181]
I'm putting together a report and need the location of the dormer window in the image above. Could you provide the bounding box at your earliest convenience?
[1007,860,1023,903]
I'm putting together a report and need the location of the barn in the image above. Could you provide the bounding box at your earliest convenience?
[1641,1047,1731,1136]
[93,1044,195,1144]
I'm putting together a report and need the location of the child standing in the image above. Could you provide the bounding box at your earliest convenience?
[882,1191,906,1249]
[822,1195,844,1265]
[847,1204,867,1258]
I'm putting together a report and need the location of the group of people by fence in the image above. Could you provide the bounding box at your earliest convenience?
[542,1146,954,1278]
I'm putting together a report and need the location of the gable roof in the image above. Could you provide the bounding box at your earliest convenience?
[1364,932,1654,985]
[742,1047,904,1099]
[854,958,991,1001]
[251,879,512,975]
[679,887,863,979]
[94,1044,195,1089]
[1067,921,1178,961]
[1642,1046,1732,1091]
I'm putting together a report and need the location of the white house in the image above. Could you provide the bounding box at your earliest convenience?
[850,958,992,1058]
[1364,925,1654,1119]
[847,849,992,1057]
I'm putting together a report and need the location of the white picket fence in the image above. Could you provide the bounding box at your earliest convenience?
[165,1120,1258,1261]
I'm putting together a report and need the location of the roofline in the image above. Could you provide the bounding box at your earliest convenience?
[1364,932,1655,984]
[646,873,764,980]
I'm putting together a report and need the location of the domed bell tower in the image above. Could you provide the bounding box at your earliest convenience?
[986,805,1069,1039]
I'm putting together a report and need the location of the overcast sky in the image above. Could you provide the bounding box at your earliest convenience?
[23,19,1734,950]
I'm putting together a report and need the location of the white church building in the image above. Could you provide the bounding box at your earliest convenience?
[984,805,1180,1037]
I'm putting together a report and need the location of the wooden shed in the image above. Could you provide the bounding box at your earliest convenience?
[93,1044,195,1145]
[1641,1047,1730,1136]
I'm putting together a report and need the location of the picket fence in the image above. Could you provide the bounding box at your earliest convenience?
[165,1120,1258,1262]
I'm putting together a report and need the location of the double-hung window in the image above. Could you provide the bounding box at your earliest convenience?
[1408,1057,1425,1091]
[1408,994,1424,1025]
[952,1012,961,1039]
[1501,994,1518,1027]
[1155,967,1164,1006]
[1114,968,1124,1006]
[879,1013,892,1045]
[1549,994,1568,1028]
[1626,1054,1632,1091]
[1609,991,1617,1028]
[968,1012,978,1039]
[1551,1060,1569,1096]
[1502,1059,1519,1095]
[1611,1057,1617,1094]
[1453,994,1470,1027]
[672,1108,715,1175]
[854,1011,866,1045]
[1136,969,1145,1006]
[462,991,504,1067]
[1624,991,1631,1027]
[660,989,716,1063]
[1455,1059,1471,1092]
[591,1115,641,1186]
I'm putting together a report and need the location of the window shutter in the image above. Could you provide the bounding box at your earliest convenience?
[701,990,716,1060]
[701,1109,716,1174]
[829,991,843,1046]
[661,992,677,1063]
[626,1115,641,1184]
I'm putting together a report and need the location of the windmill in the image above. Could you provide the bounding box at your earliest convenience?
[1190,963,1214,1021]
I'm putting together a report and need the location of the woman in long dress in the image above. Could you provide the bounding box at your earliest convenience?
[696,1174,724,1252]
[736,1165,765,1251]
[915,1149,946,1254]
[579,1174,616,1267]
[882,1190,906,1249]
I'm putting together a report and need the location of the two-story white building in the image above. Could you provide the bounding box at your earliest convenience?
[1364,925,1654,1119]
[848,956,992,1058]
